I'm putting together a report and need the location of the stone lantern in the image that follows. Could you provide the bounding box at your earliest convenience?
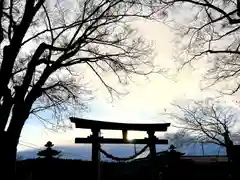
[37,141,61,159]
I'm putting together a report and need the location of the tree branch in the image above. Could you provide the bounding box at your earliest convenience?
[0,0,3,43]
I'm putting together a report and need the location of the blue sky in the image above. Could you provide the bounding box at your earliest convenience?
[17,20,239,156]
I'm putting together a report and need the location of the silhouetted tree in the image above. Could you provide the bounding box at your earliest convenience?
[165,130,196,149]
[0,0,160,176]
[158,0,240,94]
[168,99,240,161]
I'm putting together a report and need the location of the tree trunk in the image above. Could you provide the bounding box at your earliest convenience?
[223,131,234,162]
[1,131,18,179]
[1,103,30,180]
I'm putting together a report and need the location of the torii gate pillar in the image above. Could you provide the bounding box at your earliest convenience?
[91,129,101,180]
[148,130,157,180]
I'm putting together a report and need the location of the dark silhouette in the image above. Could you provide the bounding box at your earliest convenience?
[37,141,61,159]
[0,0,159,177]
[168,145,185,157]
[159,0,240,94]
[15,148,231,180]
[70,118,170,180]
[168,99,239,162]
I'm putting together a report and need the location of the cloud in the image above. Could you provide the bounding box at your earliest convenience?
[19,19,239,150]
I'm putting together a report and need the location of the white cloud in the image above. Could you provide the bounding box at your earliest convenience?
[20,20,236,150]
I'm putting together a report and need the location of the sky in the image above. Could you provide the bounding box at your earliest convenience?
[17,19,238,155]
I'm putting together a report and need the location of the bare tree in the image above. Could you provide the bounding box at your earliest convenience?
[165,130,196,149]
[168,99,240,160]
[157,0,240,94]
[0,0,160,175]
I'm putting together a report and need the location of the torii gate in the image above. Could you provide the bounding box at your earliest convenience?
[70,117,170,180]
